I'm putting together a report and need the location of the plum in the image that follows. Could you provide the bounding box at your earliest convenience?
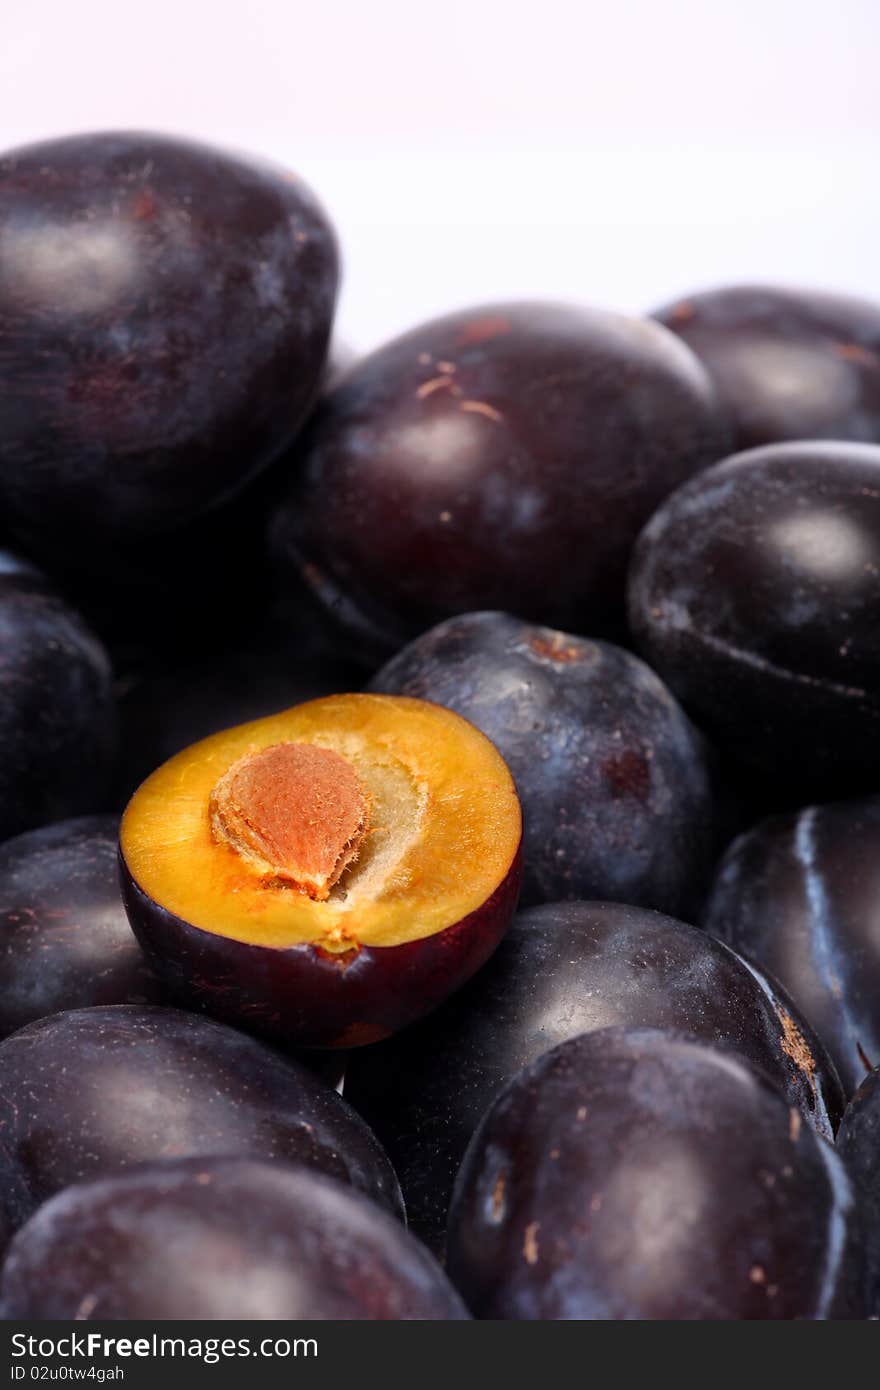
[447,1028,866,1319]
[0,1004,403,1243]
[120,694,521,1049]
[629,441,880,796]
[655,285,880,450]
[371,612,714,913]
[704,797,880,1096]
[0,130,338,564]
[1,1159,467,1321]
[270,302,727,650]
[837,1067,880,1315]
[0,551,115,840]
[0,815,160,1036]
[345,901,843,1253]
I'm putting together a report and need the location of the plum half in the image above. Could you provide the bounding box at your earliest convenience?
[0,815,161,1037]
[447,1028,866,1319]
[0,551,115,840]
[628,441,880,797]
[704,796,880,1096]
[0,1003,402,1254]
[371,612,715,914]
[654,284,880,450]
[120,693,522,1048]
[270,301,727,649]
[0,130,338,563]
[345,900,844,1253]
[1,1158,467,1321]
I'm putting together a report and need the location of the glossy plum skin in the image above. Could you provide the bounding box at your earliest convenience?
[0,1004,403,1250]
[0,131,338,560]
[654,285,880,450]
[121,853,522,1051]
[271,302,727,649]
[345,902,843,1253]
[0,816,161,1037]
[628,442,880,796]
[0,553,116,840]
[371,612,714,913]
[447,1028,865,1320]
[0,1159,467,1321]
[704,797,880,1097]
[837,1068,880,1315]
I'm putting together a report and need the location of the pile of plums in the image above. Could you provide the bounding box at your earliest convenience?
[1,129,879,1321]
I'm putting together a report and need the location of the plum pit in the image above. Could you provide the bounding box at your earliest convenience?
[209,743,371,902]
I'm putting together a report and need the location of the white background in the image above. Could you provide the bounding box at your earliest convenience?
[3,0,878,350]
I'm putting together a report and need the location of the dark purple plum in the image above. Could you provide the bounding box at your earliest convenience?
[0,552,115,840]
[1,1159,466,1321]
[0,816,161,1036]
[0,1005,402,1238]
[654,285,880,450]
[0,130,338,564]
[837,1067,880,1314]
[271,302,728,649]
[447,1028,865,1319]
[628,442,880,796]
[370,612,714,913]
[345,901,843,1254]
[704,797,880,1096]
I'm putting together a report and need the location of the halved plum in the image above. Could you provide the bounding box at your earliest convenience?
[120,693,522,1048]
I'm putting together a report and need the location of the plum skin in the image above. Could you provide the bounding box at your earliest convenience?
[0,130,339,557]
[0,816,161,1037]
[371,611,714,915]
[0,1158,468,1321]
[704,796,880,1096]
[120,845,522,1049]
[837,1067,880,1315]
[447,1028,866,1320]
[0,1004,403,1256]
[654,284,880,450]
[270,301,728,649]
[628,441,880,796]
[0,552,116,840]
[344,901,844,1253]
